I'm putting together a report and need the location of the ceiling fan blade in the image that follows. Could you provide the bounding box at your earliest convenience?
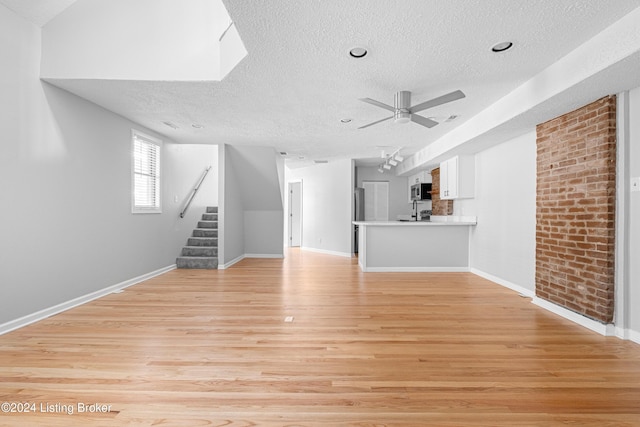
[358,115,393,129]
[359,98,396,112]
[409,90,466,114]
[410,114,439,128]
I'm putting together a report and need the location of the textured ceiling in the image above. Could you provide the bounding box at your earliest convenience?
[10,0,640,168]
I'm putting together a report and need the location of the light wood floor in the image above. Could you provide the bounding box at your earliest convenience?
[1,249,639,426]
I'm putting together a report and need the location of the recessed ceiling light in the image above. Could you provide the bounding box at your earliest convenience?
[349,47,367,58]
[340,118,352,123]
[192,123,204,129]
[491,41,513,53]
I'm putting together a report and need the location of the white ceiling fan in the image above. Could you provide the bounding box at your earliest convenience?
[358,89,465,129]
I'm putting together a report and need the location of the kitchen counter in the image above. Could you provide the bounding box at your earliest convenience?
[353,216,477,272]
[353,216,477,227]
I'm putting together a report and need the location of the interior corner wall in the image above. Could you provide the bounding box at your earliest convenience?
[221,145,245,265]
[0,6,218,326]
[468,132,537,293]
[285,159,353,256]
[244,210,284,256]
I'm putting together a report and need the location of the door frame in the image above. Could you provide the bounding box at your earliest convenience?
[288,180,302,247]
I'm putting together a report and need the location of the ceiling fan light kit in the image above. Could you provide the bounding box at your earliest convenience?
[358,89,466,130]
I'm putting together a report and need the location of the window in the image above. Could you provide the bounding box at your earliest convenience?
[132,130,162,213]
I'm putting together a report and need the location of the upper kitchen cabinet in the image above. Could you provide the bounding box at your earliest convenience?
[440,155,475,200]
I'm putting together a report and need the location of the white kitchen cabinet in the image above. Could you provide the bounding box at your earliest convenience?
[440,155,474,199]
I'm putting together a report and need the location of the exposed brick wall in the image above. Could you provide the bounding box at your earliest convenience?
[536,96,616,323]
[431,167,453,216]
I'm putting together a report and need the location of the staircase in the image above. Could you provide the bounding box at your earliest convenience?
[176,207,218,269]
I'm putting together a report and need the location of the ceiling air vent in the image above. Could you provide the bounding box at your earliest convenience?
[314,160,329,164]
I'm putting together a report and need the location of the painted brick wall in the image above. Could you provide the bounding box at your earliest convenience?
[431,167,453,216]
[535,96,616,323]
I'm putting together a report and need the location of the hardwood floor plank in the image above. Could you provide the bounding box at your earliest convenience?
[1,249,639,426]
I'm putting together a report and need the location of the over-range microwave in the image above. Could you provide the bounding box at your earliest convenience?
[411,183,432,201]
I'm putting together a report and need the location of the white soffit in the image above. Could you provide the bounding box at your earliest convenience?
[0,0,77,27]
[40,0,245,81]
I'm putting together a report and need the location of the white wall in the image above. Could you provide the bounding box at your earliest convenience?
[357,167,412,220]
[220,145,284,266]
[0,5,218,326]
[286,159,353,256]
[41,0,231,81]
[626,87,640,338]
[244,211,284,255]
[221,145,245,265]
[166,143,219,230]
[463,131,537,294]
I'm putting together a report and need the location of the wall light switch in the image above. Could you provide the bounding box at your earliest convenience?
[632,177,640,193]
[173,195,179,203]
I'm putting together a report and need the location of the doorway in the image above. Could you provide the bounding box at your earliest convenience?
[288,181,302,247]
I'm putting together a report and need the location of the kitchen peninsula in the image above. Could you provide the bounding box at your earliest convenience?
[353,216,477,272]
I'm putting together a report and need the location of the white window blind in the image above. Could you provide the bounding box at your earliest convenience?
[132,130,161,213]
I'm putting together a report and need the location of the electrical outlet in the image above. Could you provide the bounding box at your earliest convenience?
[632,177,640,193]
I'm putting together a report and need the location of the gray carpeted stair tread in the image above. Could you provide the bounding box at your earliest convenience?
[176,256,218,269]
[177,207,219,269]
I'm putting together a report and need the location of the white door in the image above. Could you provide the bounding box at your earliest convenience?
[363,181,389,221]
[288,182,302,247]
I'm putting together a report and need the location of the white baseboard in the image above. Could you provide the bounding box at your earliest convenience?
[219,254,245,269]
[300,246,353,258]
[0,265,176,336]
[219,253,284,270]
[532,297,614,336]
[471,270,640,343]
[613,326,640,344]
[363,266,470,273]
[244,253,284,259]
[628,329,640,345]
[470,268,535,298]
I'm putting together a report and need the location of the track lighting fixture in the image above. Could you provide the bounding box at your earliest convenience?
[376,148,404,173]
